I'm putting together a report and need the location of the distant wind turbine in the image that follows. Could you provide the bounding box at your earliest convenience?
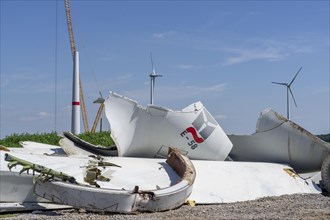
[149,52,162,105]
[272,67,302,120]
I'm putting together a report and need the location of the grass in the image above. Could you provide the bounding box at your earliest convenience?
[0,131,114,148]
[75,131,115,146]
[0,131,328,148]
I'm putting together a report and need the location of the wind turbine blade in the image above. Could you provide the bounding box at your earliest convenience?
[289,67,302,86]
[150,51,154,73]
[289,87,297,107]
[272,82,287,86]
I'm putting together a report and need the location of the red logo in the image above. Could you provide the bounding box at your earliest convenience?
[180,109,219,150]
[186,127,204,143]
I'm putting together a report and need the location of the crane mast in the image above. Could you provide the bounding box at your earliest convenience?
[64,0,89,133]
[91,103,104,133]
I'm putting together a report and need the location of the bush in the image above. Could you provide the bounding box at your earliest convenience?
[317,134,330,143]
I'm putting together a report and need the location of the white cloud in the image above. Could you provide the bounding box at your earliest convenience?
[223,47,285,66]
[1,73,44,88]
[1,71,61,94]
[222,38,320,66]
[20,111,53,121]
[38,112,51,117]
[153,33,165,38]
[201,83,228,92]
[152,31,175,39]
[122,83,228,105]
[177,64,193,70]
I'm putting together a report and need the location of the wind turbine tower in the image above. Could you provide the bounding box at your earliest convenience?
[272,67,302,120]
[149,53,162,105]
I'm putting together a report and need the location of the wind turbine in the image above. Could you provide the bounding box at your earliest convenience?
[272,67,302,120]
[272,67,302,119]
[149,53,162,105]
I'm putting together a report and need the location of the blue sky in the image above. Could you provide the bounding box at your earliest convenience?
[0,0,329,139]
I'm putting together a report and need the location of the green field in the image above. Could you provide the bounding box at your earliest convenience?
[0,131,114,147]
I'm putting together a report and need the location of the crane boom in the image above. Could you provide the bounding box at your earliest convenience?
[64,0,76,56]
[91,103,104,133]
[64,0,89,133]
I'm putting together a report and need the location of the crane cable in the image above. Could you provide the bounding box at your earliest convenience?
[54,0,58,133]
[64,0,90,133]
[0,0,2,138]
[65,0,104,132]
[75,25,105,133]
[74,13,105,133]
[75,21,103,98]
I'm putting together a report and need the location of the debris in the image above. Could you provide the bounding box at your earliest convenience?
[321,154,330,192]
[32,148,196,213]
[229,108,330,173]
[4,153,77,183]
[104,92,232,160]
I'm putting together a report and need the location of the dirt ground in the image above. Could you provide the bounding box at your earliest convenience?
[2,193,330,220]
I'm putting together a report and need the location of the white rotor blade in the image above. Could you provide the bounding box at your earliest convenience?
[150,52,155,73]
[289,87,297,107]
[289,67,302,86]
[272,82,288,86]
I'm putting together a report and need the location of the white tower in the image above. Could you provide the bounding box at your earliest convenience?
[71,51,80,134]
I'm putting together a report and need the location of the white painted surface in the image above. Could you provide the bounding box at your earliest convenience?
[0,148,321,205]
[1,147,195,213]
[59,137,93,156]
[14,141,66,155]
[34,178,193,213]
[71,51,80,135]
[0,171,49,203]
[33,151,195,213]
[189,160,320,203]
[229,108,330,173]
[20,141,60,149]
[104,92,232,160]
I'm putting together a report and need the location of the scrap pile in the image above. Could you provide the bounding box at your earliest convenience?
[1,92,329,213]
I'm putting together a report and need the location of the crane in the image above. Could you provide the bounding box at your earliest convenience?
[64,0,89,133]
[91,95,105,133]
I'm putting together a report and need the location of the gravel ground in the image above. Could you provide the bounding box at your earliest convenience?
[2,194,330,220]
